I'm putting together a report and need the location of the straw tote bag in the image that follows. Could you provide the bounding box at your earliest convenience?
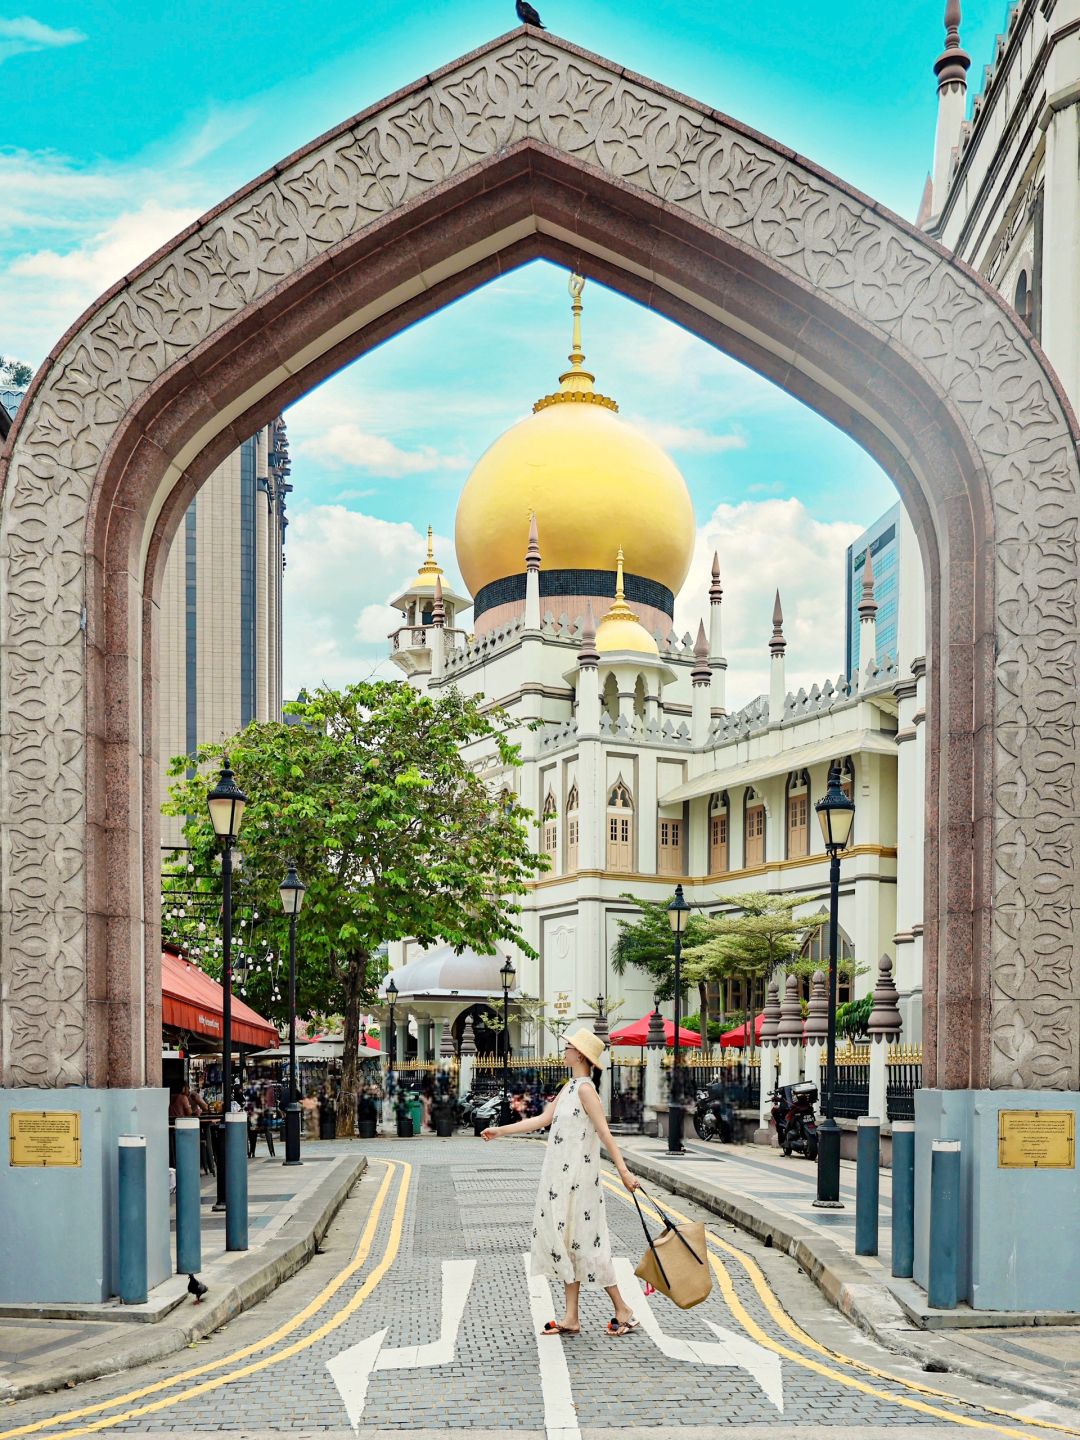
[631,1188,712,1310]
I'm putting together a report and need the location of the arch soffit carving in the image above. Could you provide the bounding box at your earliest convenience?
[0,27,1076,1092]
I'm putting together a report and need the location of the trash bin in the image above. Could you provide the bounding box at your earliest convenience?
[408,1097,423,1133]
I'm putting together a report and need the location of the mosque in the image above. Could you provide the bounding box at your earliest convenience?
[380,277,926,1063]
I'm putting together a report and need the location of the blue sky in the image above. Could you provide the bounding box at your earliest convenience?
[2,2,1010,701]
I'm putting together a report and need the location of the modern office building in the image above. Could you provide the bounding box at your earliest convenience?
[844,502,902,680]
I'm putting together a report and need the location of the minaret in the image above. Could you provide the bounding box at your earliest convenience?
[524,512,541,631]
[857,546,878,687]
[576,602,601,735]
[691,619,712,747]
[430,574,446,679]
[708,551,727,710]
[769,590,786,720]
[930,0,970,219]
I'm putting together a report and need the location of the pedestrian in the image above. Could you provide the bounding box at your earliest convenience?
[483,1029,641,1338]
[168,1083,193,1119]
[302,1088,318,1139]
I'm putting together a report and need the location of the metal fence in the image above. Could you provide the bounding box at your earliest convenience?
[470,1059,570,1098]
[886,1045,922,1122]
[662,1054,761,1109]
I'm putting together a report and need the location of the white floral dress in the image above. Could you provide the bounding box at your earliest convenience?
[529,1077,616,1287]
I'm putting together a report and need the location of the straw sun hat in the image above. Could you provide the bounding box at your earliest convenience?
[563,1028,607,1069]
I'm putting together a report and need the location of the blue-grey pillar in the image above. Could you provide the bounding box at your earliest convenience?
[174,1117,202,1275]
[854,1116,880,1256]
[891,1120,915,1279]
[927,1139,961,1310]
[118,1135,148,1304]
[225,1112,249,1252]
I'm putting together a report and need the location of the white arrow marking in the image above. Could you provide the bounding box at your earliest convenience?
[523,1257,581,1440]
[326,1258,477,1431]
[613,1257,784,1413]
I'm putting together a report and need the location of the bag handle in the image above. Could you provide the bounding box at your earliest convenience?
[633,1185,706,1268]
[630,1187,670,1289]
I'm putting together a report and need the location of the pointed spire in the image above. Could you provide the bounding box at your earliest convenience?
[533,272,617,414]
[709,551,723,605]
[858,547,878,622]
[526,512,541,572]
[691,619,710,685]
[769,590,786,657]
[432,574,446,627]
[935,0,970,90]
[578,601,599,668]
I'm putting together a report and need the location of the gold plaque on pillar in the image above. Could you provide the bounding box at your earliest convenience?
[9,1111,81,1167]
[997,1110,1075,1169]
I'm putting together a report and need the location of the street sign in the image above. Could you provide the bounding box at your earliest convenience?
[9,1111,81,1167]
[998,1109,1075,1169]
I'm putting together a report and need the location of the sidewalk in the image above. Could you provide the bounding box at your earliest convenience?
[618,1134,1080,1412]
[0,1142,366,1402]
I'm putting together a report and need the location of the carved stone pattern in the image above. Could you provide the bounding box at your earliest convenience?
[3,32,1077,1086]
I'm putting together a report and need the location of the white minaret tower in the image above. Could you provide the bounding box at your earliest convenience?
[524,511,541,632]
[857,546,878,689]
[691,619,712,747]
[430,573,446,678]
[769,590,786,721]
[576,602,601,734]
[930,0,970,219]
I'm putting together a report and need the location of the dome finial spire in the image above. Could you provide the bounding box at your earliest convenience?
[533,272,618,413]
[615,545,626,602]
[568,272,586,372]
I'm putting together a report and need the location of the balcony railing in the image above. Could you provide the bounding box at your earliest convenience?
[389,625,468,652]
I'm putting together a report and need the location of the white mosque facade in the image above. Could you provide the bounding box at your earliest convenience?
[381,280,927,1061]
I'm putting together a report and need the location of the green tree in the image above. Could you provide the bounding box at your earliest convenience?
[0,356,32,388]
[163,682,546,1133]
[610,895,714,1050]
[681,892,827,1049]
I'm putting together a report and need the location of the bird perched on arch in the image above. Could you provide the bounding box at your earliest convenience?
[516,0,545,27]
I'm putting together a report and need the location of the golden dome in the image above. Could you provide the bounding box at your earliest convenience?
[595,550,660,656]
[454,276,695,603]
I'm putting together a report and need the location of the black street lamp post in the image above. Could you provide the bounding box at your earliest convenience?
[667,884,691,1155]
[500,958,516,1126]
[207,759,247,1211]
[279,861,306,1166]
[386,977,398,1097]
[813,762,856,1207]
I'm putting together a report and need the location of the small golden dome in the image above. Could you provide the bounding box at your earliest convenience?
[454,275,695,603]
[595,550,660,656]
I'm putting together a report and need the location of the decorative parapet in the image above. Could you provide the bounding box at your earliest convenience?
[706,694,770,744]
[443,616,525,672]
[868,954,903,1041]
[861,651,899,693]
[538,717,579,752]
[780,674,853,721]
[597,712,690,746]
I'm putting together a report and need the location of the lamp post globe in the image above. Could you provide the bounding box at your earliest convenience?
[813,763,855,1208]
[278,862,306,1166]
[666,884,691,1155]
[500,958,516,1126]
[207,759,247,1211]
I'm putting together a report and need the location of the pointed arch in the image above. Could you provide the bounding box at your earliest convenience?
[606,776,634,873]
[709,791,730,875]
[565,782,580,873]
[744,786,766,868]
[542,788,558,867]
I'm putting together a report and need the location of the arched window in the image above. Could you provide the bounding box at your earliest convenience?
[800,912,855,1005]
[633,674,647,721]
[1014,269,1032,330]
[602,672,619,723]
[709,792,729,874]
[542,790,558,866]
[744,786,765,867]
[786,769,809,859]
[606,778,634,872]
[566,784,580,872]
[657,811,683,876]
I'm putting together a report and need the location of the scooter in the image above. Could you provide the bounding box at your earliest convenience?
[692,1087,736,1143]
[770,1082,819,1159]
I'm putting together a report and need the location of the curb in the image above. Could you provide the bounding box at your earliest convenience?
[619,1147,1080,1412]
[1,1153,367,1402]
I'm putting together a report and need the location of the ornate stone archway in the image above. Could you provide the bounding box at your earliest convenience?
[2,28,1077,1107]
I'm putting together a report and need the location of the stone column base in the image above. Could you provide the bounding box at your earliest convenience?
[914,1089,1080,1311]
[0,1087,170,1304]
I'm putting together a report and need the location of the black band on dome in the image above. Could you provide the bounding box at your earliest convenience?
[473,569,675,621]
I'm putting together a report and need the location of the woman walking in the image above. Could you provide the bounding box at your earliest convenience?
[483,1029,641,1337]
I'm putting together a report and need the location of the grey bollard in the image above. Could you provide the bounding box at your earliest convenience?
[225,1112,249,1252]
[891,1121,915,1278]
[174,1117,202,1275]
[927,1139,961,1310]
[117,1135,148,1304]
[854,1116,880,1256]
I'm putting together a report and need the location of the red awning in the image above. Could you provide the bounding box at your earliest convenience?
[719,1012,765,1048]
[162,951,278,1050]
[609,1014,702,1048]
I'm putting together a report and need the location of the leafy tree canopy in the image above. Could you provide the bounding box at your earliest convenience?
[681,891,826,988]
[162,681,546,1131]
[609,894,712,1002]
[0,356,32,388]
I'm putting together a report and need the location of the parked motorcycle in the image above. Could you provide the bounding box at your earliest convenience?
[770,1082,819,1159]
[692,1085,736,1143]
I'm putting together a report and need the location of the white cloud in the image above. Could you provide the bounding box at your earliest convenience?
[282,507,462,696]
[638,421,748,454]
[0,16,85,63]
[675,498,863,710]
[296,422,469,478]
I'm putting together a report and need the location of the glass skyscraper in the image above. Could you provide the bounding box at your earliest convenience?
[844,501,901,680]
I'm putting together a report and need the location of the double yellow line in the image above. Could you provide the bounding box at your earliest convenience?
[603,1178,1080,1440]
[1,1159,412,1440]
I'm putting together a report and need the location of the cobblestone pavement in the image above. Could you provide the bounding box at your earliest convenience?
[1,1139,1077,1440]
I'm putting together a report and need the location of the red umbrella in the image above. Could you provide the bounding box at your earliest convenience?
[718,1012,764,1048]
[609,1013,702,1048]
